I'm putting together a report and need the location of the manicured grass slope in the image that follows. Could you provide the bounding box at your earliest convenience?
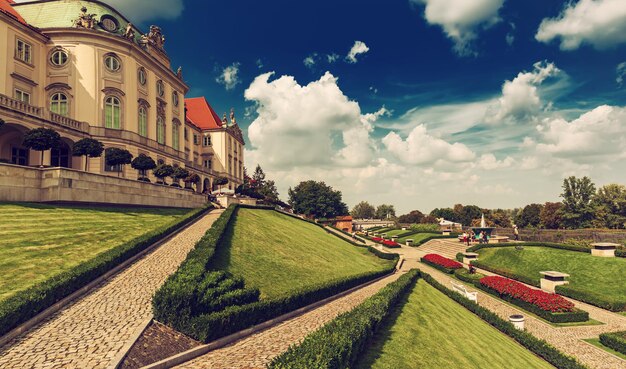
[0,203,190,301]
[356,280,554,369]
[210,208,392,298]
[477,247,626,304]
[398,232,440,244]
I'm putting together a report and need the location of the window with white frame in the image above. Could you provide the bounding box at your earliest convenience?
[138,106,148,137]
[14,89,30,104]
[172,122,180,150]
[50,92,68,116]
[203,134,211,146]
[204,159,212,170]
[104,54,121,72]
[50,49,69,67]
[105,96,122,129]
[157,116,165,144]
[15,39,32,64]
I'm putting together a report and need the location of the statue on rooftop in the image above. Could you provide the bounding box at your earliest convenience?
[123,23,135,40]
[147,25,166,49]
[74,6,97,29]
[222,113,228,127]
[230,108,237,125]
[176,67,183,79]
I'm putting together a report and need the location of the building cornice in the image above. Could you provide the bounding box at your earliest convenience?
[0,11,48,42]
[41,28,189,93]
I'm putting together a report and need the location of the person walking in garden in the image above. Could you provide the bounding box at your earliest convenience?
[514,225,519,241]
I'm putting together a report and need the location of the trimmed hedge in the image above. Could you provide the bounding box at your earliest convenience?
[420,257,458,274]
[555,285,626,312]
[267,270,420,369]
[186,267,396,343]
[153,204,398,343]
[617,249,626,258]
[455,252,464,262]
[467,242,590,254]
[153,205,240,326]
[476,283,589,323]
[0,205,211,337]
[411,234,458,247]
[454,268,484,284]
[599,331,626,356]
[421,273,588,369]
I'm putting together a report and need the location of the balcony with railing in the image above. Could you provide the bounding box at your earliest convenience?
[0,93,89,133]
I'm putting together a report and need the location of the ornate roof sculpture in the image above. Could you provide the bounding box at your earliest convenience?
[73,6,97,29]
[226,109,245,144]
[139,25,165,50]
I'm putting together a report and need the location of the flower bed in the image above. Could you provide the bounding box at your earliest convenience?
[371,237,384,243]
[420,254,463,274]
[382,240,400,248]
[478,276,589,323]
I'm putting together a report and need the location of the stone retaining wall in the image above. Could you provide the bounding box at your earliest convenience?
[0,163,206,208]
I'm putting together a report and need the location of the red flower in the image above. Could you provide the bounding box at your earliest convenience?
[382,240,400,247]
[479,276,574,313]
[423,254,463,270]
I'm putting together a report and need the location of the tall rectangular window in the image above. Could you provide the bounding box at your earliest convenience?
[14,89,31,104]
[157,117,165,144]
[203,134,211,146]
[172,123,179,150]
[204,159,212,170]
[138,107,147,137]
[15,39,32,64]
[105,96,121,129]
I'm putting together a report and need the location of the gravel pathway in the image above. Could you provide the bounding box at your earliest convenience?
[0,209,223,369]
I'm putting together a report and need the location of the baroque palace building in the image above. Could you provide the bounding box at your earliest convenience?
[0,0,244,195]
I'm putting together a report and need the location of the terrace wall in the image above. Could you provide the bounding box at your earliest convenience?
[495,227,626,244]
[0,163,206,208]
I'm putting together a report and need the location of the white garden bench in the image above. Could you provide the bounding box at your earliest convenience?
[451,282,477,302]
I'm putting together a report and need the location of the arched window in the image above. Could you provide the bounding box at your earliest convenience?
[138,106,147,137]
[105,96,121,129]
[157,116,165,144]
[50,92,68,116]
[172,121,180,150]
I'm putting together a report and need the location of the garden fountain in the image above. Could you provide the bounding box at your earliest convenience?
[471,214,495,238]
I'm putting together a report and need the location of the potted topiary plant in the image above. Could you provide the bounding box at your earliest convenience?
[104,147,133,177]
[153,164,173,185]
[22,128,61,167]
[131,154,156,182]
[72,138,104,171]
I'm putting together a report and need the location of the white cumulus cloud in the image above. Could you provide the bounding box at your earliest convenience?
[617,62,626,87]
[486,61,560,123]
[411,0,505,56]
[244,72,376,169]
[346,41,370,63]
[536,0,626,50]
[216,62,241,91]
[382,125,475,166]
[535,105,626,161]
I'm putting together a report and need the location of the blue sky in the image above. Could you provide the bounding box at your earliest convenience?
[106,0,626,213]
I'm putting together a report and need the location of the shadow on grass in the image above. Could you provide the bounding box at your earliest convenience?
[353,284,415,369]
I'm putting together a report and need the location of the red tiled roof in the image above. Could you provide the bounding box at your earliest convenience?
[0,0,27,25]
[185,97,223,130]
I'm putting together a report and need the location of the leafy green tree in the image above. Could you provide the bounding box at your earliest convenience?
[454,204,482,226]
[170,166,189,187]
[23,128,61,167]
[72,138,104,171]
[258,179,280,203]
[560,176,596,228]
[516,203,543,228]
[130,153,156,181]
[350,201,376,219]
[251,164,266,190]
[540,202,562,229]
[397,210,425,224]
[184,173,201,191]
[430,207,458,222]
[490,209,512,228]
[214,176,229,193]
[153,164,174,184]
[104,147,132,177]
[375,204,396,219]
[592,184,626,228]
[288,180,348,219]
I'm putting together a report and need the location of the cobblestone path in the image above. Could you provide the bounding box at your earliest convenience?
[0,209,223,369]
[176,271,403,369]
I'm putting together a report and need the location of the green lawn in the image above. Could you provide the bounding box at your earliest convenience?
[0,203,191,301]
[210,208,393,299]
[477,247,626,304]
[398,232,441,244]
[356,280,554,369]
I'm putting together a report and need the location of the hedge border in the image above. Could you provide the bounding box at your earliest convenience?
[267,269,420,369]
[421,273,589,369]
[467,242,591,254]
[412,234,458,246]
[475,283,589,323]
[599,331,626,356]
[454,268,484,284]
[0,205,211,337]
[420,257,460,274]
[153,204,399,343]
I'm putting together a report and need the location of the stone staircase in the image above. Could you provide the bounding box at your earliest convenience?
[415,239,468,260]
